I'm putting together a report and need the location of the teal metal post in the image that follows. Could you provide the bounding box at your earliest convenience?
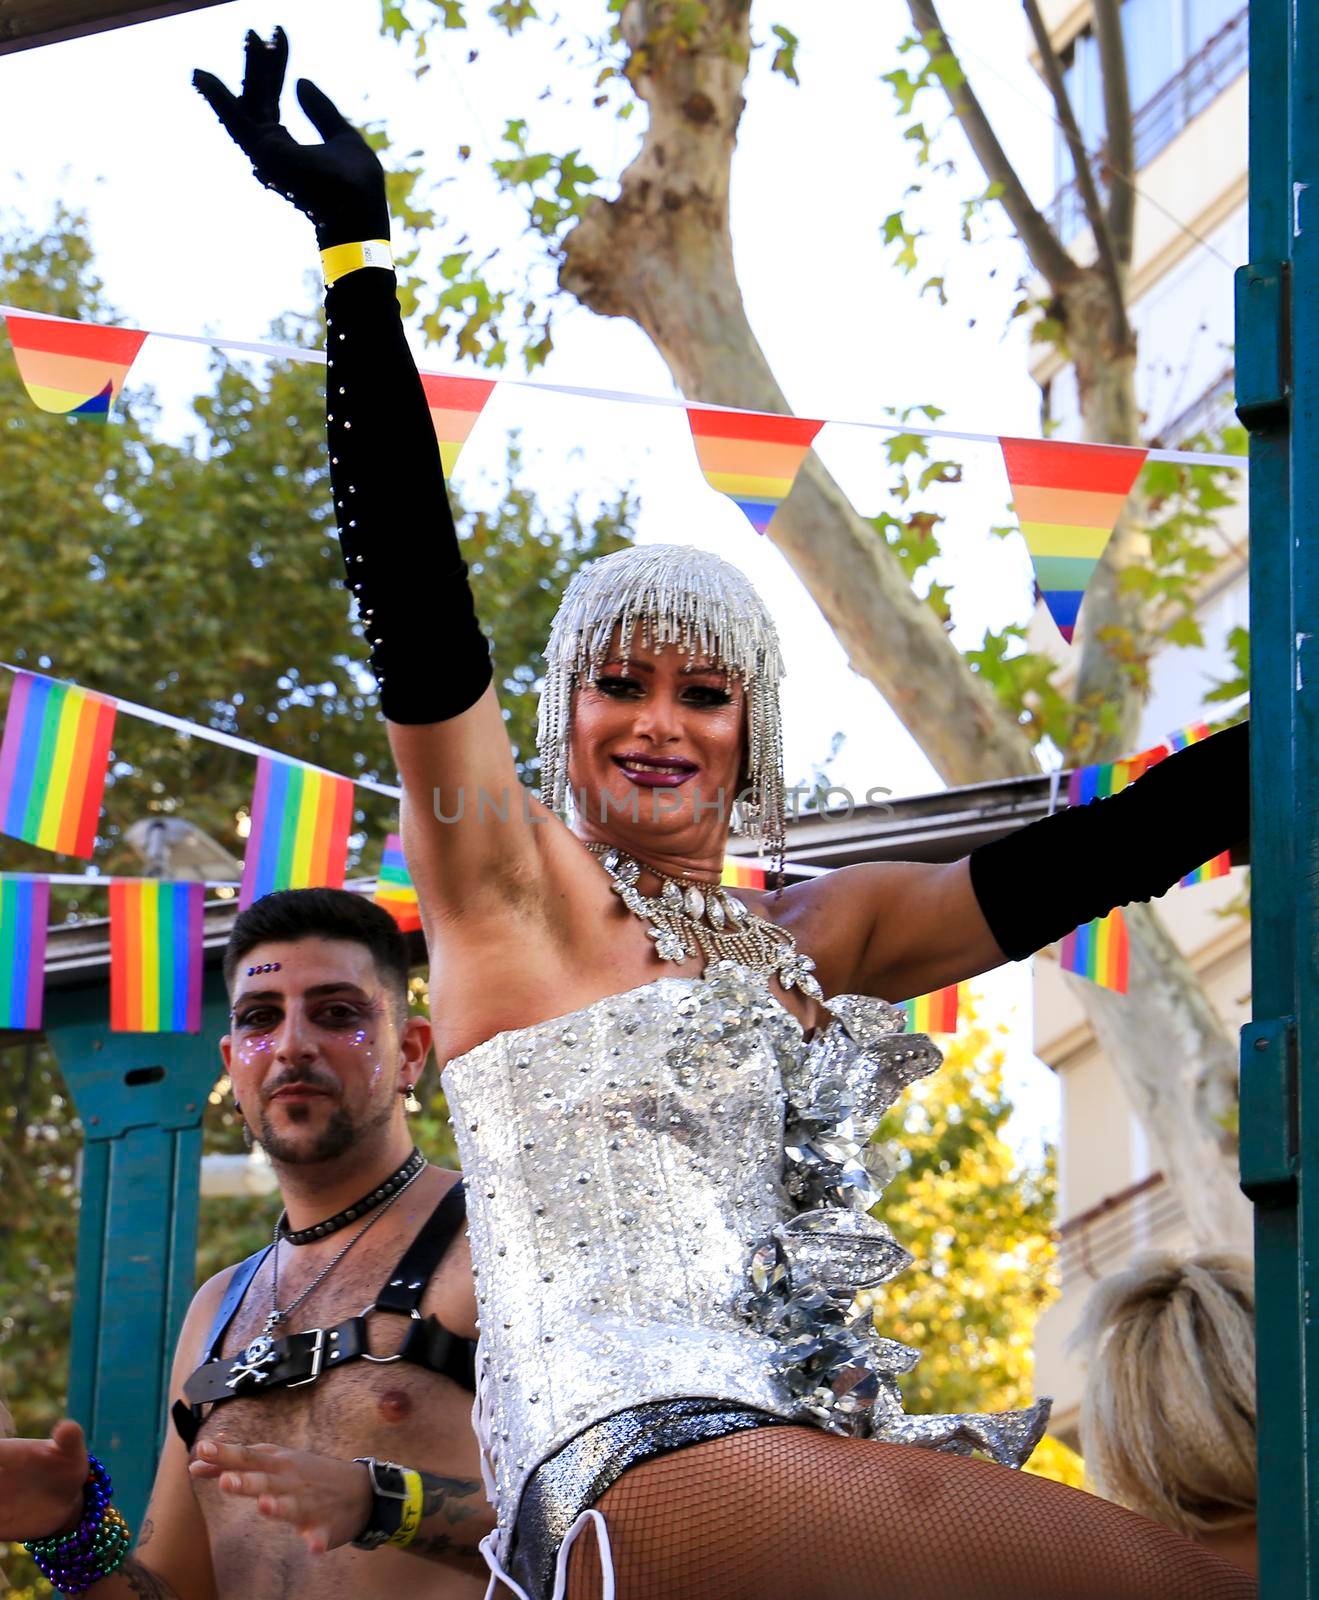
[1236,0,1314,1591]
[43,971,231,1527]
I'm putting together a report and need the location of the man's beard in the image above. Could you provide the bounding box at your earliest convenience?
[258,1095,392,1165]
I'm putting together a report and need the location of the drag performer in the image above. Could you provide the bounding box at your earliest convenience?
[193,31,1254,1600]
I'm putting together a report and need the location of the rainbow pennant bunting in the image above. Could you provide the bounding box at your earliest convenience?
[1060,907,1129,993]
[0,876,51,1029]
[904,984,960,1034]
[1067,742,1168,806]
[1180,850,1232,888]
[5,313,147,418]
[1000,436,1148,643]
[722,859,767,890]
[240,756,355,909]
[688,407,823,534]
[375,832,421,933]
[420,373,496,476]
[0,672,117,858]
[1167,721,1212,750]
[109,879,205,1033]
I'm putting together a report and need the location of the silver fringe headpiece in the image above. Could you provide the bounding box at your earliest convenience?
[537,544,787,861]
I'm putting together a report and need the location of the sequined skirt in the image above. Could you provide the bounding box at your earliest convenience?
[506,1398,793,1600]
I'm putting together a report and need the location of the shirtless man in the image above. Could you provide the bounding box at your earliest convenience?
[0,888,490,1599]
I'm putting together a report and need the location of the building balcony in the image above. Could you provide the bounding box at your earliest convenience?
[1050,7,1248,242]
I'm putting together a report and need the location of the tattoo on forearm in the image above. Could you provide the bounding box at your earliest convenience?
[118,1558,179,1599]
[417,1472,483,1525]
[135,1517,155,1550]
[406,1532,486,1564]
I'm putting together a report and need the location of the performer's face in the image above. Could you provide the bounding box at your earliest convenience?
[221,937,422,1167]
[567,627,747,856]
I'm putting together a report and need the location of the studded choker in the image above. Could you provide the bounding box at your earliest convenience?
[278,1146,427,1245]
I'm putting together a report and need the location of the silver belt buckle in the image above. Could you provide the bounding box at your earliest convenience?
[287,1327,326,1388]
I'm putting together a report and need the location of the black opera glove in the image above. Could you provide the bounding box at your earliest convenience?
[968,719,1249,963]
[192,27,388,250]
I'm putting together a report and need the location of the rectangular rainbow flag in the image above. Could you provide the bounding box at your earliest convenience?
[722,858,767,889]
[375,832,421,933]
[1067,742,1168,805]
[5,313,147,418]
[240,757,355,909]
[1000,437,1148,643]
[109,879,205,1033]
[420,373,496,476]
[688,407,823,534]
[904,983,960,1034]
[0,875,51,1030]
[1180,850,1232,888]
[1060,907,1129,993]
[0,672,117,858]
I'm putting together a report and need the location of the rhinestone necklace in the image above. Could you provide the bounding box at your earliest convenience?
[277,1145,426,1246]
[589,842,822,999]
[262,1156,426,1337]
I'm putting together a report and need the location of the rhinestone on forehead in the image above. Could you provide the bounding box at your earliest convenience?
[536,544,787,861]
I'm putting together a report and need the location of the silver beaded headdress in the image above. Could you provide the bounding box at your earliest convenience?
[537,543,787,861]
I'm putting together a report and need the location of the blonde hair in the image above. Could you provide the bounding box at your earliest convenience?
[1068,1251,1256,1537]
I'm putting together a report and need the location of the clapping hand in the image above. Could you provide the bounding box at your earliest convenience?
[192,27,388,249]
[0,1420,88,1543]
[189,1437,372,1555]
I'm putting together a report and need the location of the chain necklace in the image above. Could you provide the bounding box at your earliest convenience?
[277,1146,426,1245]
[261,1157,426,1338]
[589,842,822,999]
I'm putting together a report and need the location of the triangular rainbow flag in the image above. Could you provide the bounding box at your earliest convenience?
[109,879,205,1033]
[5,313,147,418]
[1168,721,1212,750]
[420,373,496,476]
[0,875,51,1030]
[1060,907,1129,993]
[1180,850,1232,888]
[688,407,823,534]
[1000,437,1148,643]
[1067,742,1168,805]
[722,858,767,889]
[0,672,117,858]
[240,756,355,909]
[904,983,960,1033]
[375,832,421,933]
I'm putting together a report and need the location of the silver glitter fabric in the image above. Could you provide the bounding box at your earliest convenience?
[445,963,1051,1575]
[535,544,787,861]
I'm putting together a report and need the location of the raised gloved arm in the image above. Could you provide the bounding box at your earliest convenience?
[193,30,491,725]
[968,718,1249,962]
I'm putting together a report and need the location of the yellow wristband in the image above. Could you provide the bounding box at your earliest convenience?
[321,239,394,286]
[387,1469,425,1549]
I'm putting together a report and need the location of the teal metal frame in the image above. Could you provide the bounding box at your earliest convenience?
[1236,0,1312,1591]
[43,971,231,1528]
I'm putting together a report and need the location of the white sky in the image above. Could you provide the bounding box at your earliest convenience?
[0,0,1062,1153]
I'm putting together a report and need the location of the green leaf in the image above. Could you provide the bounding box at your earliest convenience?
[770,23,800,84]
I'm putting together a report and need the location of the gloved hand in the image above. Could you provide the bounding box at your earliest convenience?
[192,27,389,250]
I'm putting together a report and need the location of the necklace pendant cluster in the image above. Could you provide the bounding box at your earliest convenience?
[590,843,823,1000]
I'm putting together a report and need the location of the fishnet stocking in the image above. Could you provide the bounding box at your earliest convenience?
[560,1427,1255,1600]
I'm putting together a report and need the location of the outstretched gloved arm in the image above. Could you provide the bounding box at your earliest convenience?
[193,29,491,725]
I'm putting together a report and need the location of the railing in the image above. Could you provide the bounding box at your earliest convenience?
[1150,364,1237,448]
[1057,1172,1189,1288]
[1051,8,1249,241]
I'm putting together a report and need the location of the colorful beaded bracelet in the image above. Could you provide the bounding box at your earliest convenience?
[24,1454,132,1594]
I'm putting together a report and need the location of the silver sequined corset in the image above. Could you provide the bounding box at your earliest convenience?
[446,962,1051,1551]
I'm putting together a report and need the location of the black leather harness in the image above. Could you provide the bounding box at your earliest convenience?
[172,1181,475,1448]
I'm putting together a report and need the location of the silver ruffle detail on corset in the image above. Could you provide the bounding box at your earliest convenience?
[444,964,1050,1566]
[743,986,1051,1463]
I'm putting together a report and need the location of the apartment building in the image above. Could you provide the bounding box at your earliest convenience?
[1026,0,1250,1445]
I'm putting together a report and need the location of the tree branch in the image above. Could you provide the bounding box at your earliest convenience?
[905,0,1076,293]
[1092,0,1137,266]
[1021,0,1130,346]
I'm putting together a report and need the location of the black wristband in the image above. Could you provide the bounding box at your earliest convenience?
[325,269,493,724]
[350,1457,409,1551]
[968,720,1249,962]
